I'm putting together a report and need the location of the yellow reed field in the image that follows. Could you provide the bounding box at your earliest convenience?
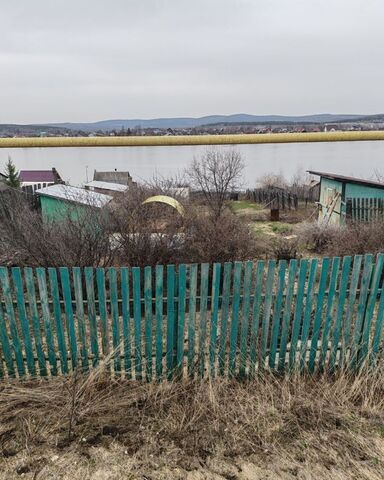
[1,130,384,148]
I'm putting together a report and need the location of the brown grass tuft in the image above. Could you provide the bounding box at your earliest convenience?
[0,367,384,479]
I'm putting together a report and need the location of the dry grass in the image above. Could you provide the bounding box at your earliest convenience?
[1,364,384,479]
[1,131,384,148]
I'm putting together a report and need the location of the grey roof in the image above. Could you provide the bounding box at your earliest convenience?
[35,184,112,207]
[93,170,131,185]
[85,180,128,192]
[307,170,384,190]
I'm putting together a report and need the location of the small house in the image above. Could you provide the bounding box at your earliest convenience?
[308,170,384,225]
[84,180,128,196]
[93,170,135,187]
[35,184,112,223]
[20,168,63,193]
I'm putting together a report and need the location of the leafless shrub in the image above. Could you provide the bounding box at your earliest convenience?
[326,221,384,257]
[0,192,114,268]
[111,188,256,266]
[188,147,244,219]
[296,221,340,253]
[109,185,185,267]
[182,209,257,264]
[297,220,384,257]
[270,237,299,261]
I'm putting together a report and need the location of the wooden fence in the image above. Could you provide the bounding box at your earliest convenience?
[346,197,384,222]
[245,188,299,210]
[0,254,384,381]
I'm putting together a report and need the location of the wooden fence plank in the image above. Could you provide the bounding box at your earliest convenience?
[187,264,198,377]
[132,267,142,380]
[350,255,374,368]
[370,278,384,365]
[48,268,68,374]
[72,268,89,373]
[228,262,242,376]
[109,267,121,373]
[308,258,330,373]
[328,256,352,371]
[96,268,109,357]
[299,259,319,370]
[218,262,232,376]
[155,265,164,379]
[339,255,362,369]
[166,265,175,378]
[24,268,47,376]
[249,261,265,376]
[36,268,57,376]
[260,260,277,367]
[144,266,153,381]
[84,267,99,368]
[0,301,15,377]
[269,260,287,370]
[0,267,25,377]
[288,260,308,370]
[209,263,222,377]
[239,261,253,376]
[12,267,36,376]
[358,254,384,366]
[198,263,209,378]
[176,264,187,376]
[318,257,341,371]
[278,259,298,373]
[59,267,78,370]
[121,267,132,377]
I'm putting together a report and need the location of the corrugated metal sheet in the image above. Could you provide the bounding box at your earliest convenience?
[36,184,112,208]
[85,180,128,192]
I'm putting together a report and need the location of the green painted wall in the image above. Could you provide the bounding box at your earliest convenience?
[319,177,343,224]
[40,195,88,223]
[345,183,384,199]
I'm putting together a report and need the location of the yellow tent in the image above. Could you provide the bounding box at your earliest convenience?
[142,195,185,216]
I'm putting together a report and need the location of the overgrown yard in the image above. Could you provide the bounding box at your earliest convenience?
[1,368,384,479]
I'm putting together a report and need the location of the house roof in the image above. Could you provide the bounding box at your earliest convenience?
[307,171,384,190]
[20,170,56,183]
[35,184,112,208]
[93,170,131,185]
[84,180,128,192]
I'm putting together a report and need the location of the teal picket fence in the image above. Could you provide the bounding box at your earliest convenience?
[0,254,384,380]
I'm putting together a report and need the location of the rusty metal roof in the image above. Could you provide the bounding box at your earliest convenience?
[307,171,384,190]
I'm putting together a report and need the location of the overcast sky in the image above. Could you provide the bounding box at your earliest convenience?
[1,0,383,123]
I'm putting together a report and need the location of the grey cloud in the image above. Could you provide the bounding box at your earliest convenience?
[0,0,383,123]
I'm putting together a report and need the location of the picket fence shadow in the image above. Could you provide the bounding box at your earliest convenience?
[0,254,383,381]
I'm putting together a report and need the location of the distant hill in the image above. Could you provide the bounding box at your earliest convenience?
[47,113,384,132]
[2,113,383,136]
[0,124,76,136]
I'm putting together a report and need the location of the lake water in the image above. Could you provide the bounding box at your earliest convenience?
[1,140,384,187]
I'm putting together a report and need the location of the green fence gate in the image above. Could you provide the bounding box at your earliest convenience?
[0,254,383,380]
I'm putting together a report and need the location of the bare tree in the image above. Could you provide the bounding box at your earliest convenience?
[257,171,287,189]
[188,148,244,219]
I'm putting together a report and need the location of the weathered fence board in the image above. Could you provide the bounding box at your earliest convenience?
[346,197,384,222]
[0,254,384,381]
